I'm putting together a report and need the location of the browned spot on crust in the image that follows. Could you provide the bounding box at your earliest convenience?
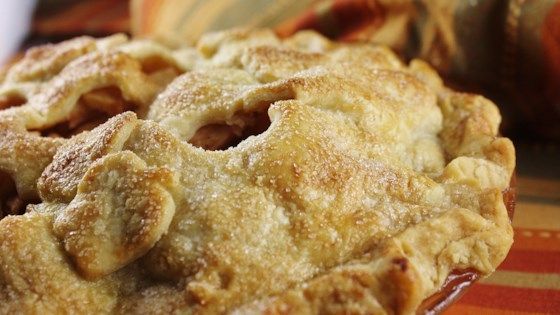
[391,257,408,272]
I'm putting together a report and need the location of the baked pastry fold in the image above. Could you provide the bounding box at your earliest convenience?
[0,29,514,314]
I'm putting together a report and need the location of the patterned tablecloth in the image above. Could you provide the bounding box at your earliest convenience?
[15,1,560,313]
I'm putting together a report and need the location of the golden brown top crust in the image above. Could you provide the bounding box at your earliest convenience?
[5,36,97,83]
[38,113,138,203]
[0,29,515,314]
[53,150,177,280]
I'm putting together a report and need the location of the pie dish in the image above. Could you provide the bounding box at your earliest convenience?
[0,29,515,314]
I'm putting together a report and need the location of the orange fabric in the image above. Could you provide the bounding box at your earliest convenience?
[511,228,560,252]
[499,248,560,273]
[448,304,538,315]
[453,285,560,313]
[33,0,129,35]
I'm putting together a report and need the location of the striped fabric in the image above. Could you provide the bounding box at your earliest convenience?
[33,0,129,36]
[130,0,320,43]
[23,1,560,314]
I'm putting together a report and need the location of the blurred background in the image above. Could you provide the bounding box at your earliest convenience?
[3,0,560,143]
[0,0,559,313]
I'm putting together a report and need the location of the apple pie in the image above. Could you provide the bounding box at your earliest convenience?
[0,29,515,314]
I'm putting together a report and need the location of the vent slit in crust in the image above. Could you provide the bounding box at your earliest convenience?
[140,56,183,87]
[141,55,182,75]
[188,104,272,151]
[186,86,296,151]
[0,171,38,218]
[32,86,138,138]
[0,93,26,110]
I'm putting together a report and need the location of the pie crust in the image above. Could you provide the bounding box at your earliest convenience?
[0,29,515,314]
